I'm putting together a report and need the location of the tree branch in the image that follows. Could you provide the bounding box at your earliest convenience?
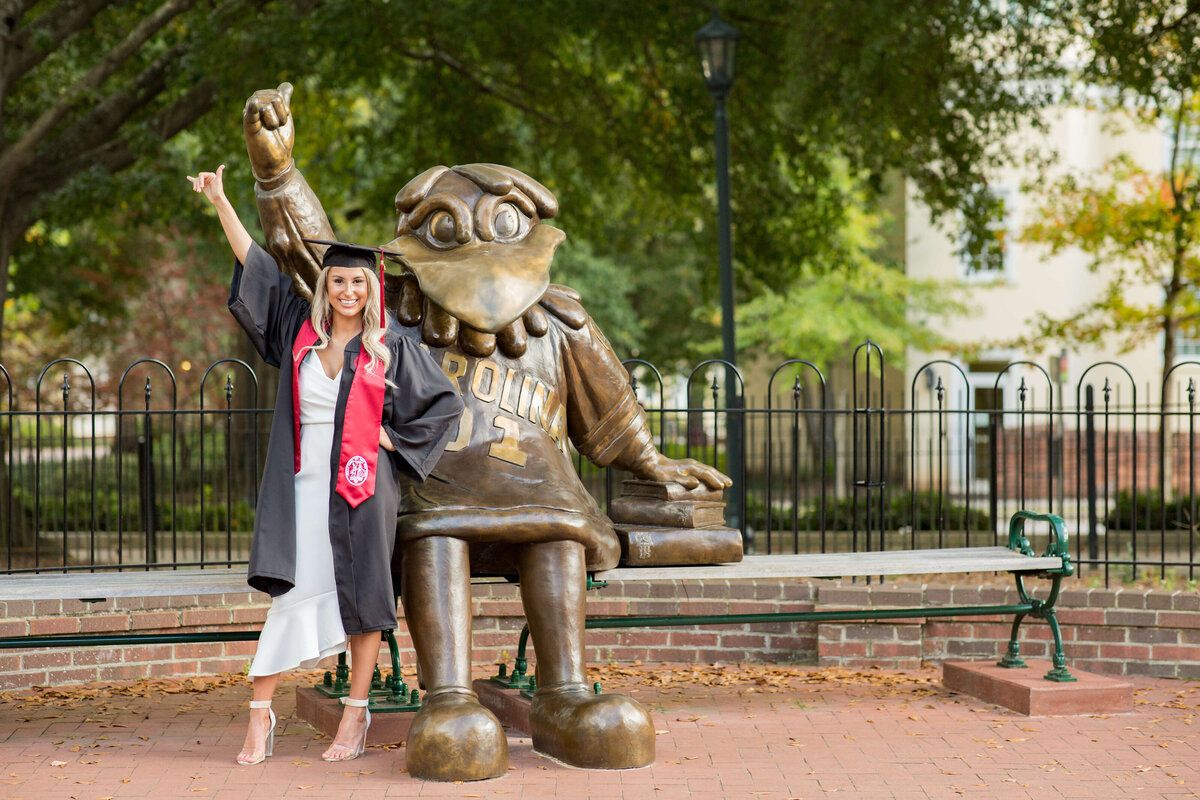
[0,0,40,26]
[2,0,111,94]
[24,77,218,196]
[0,0,199,192]
[1149,1,1200,39]
[34,41,187,173]
[398,43,573,132]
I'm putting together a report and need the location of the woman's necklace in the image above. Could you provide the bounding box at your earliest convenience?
[319,327,360,379]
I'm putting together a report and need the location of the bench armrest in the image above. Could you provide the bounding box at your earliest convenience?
[1008,510,1073,576]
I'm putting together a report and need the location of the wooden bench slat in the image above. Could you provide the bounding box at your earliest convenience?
[0,569,252,601]
[595,547,1063,582]
[2,547,1064,600]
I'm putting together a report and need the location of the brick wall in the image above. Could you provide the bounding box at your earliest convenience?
[2,578,1197,691]
[996,426,1200,496]
[0,592,267,690]
[814,582,1200,679]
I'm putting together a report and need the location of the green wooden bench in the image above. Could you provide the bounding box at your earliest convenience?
[1,510,1075,702]
[490,510,1077,691]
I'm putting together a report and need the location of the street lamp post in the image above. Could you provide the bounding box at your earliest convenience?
[695,9,744,538]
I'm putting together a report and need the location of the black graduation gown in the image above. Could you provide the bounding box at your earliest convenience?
[228,242,464,635]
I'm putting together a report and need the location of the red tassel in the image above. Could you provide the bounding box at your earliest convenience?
[378,250,385,322]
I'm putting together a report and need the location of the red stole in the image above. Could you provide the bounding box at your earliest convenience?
[292,320,387,508]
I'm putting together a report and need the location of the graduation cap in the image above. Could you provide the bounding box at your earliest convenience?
[302,238,403,323]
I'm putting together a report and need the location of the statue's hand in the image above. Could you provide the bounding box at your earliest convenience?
[636,453,732,491]
[243,82,295,181]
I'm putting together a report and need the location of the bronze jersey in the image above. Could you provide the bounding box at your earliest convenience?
[395,309,644,573]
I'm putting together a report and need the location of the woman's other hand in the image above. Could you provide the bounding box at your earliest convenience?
[379,428,396,452]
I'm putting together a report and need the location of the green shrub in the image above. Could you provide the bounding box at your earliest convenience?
[747,490,989,533]
[1105,489,1198,531]
[11,484,254,531]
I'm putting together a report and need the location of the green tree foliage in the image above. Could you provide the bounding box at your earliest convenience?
[275,0,1064,365]
[1020,153,1200,385]
[1019,2,1200,391]
[3,0,1068,373]
[0,0,328,366]
[737,165,971,369]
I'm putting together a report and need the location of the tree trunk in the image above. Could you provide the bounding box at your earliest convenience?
[1163,312,1177,411]
[0,198,30,563]
[0,203,12,366]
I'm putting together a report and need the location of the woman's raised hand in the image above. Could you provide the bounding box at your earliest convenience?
[188,164,252,263]
[188,164,227,206]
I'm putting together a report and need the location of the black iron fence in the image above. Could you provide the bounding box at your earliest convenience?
[3,345,1199,586]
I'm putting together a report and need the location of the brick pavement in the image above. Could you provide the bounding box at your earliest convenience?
[1,663,1197,799]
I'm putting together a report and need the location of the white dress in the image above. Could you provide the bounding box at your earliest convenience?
[248,352,348,675]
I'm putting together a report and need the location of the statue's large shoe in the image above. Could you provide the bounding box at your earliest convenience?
[529,682,655,769]
[405,688,509,781]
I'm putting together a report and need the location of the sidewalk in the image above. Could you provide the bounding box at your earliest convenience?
[1,662,1197,799]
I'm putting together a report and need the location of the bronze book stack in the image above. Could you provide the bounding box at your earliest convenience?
[608,480,743,567]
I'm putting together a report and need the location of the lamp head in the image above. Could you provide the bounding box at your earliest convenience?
[695,9,740,99]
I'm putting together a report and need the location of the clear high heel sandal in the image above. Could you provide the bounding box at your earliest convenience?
[236,700,276,765]
[323,696,371,762]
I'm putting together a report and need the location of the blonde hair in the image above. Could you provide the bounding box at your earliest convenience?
[298,266,393,381]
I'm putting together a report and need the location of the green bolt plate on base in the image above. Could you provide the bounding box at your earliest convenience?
[518,680,602,701]
[367,686,422,712]
[490,661,536,691]
[1043,664,1077,683]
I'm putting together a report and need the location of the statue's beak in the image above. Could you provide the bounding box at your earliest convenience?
[381,224,566,334]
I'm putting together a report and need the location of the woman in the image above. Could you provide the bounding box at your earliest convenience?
[188,165,463,765]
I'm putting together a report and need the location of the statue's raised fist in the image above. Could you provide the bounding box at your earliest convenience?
[243,83,295,181]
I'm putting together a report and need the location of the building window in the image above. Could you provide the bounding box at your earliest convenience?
[1176,327,1200,358]
[959,186,1015,280]
[966,360,1011,486]
[1163,122,1200,172]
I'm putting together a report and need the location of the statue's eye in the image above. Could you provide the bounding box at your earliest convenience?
[493,203,527,241]
[428,210,457,245]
